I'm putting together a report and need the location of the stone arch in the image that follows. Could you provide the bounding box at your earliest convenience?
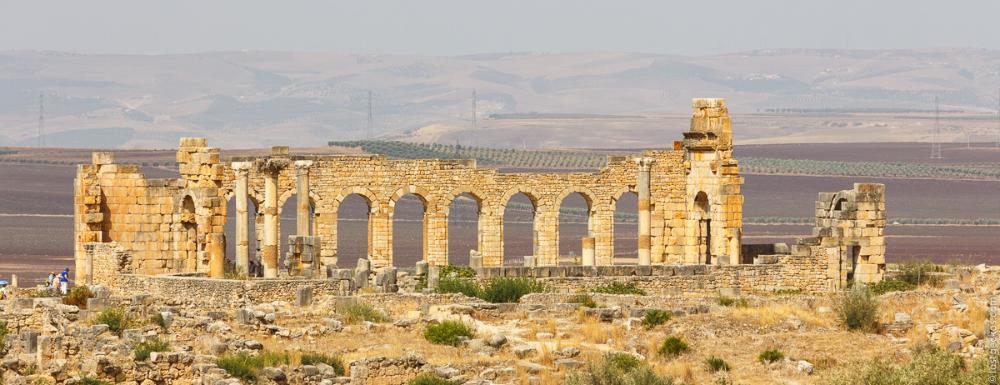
[331,187,381,214]
[610,187,640,264]
[498,186,543,266]
[441,186,488,266]
[440,186,488,216]
[388,185,435,212]
[330,186,381,267]
[497,186,542,212]
[609,186,638,210]
[388,185,434,267]
[554,187,598,262]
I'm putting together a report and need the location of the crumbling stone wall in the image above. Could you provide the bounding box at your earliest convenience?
[474,252,829,295]
[76,99,746,278]
[74,138,226,282]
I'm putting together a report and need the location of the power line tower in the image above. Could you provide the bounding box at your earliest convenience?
[472,90,478,131]
[996,87,999,148]
[366,90,374,140]
[37,94,45,147]
[930,96,943,159]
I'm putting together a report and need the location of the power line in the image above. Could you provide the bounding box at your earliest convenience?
[472,90,478,131]
[930,96,942,159]
[366,90,373,140]
[37,94,45,147]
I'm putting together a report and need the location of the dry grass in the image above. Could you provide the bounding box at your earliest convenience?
[728,303,833,328]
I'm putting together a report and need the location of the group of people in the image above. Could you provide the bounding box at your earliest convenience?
[0,268,72,300]
[44,268,72,295]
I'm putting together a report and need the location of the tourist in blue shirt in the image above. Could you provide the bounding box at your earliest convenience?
[59,268,70,295]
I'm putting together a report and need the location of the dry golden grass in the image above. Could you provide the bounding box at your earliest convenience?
[728,303,833,328]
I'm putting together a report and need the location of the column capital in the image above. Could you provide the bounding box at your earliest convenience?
[257,157,289,174]
[294,160,315,172]
[634,157,655,171]
[231,161,252,176]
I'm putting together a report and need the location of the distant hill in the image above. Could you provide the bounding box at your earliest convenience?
[2,49,999,148]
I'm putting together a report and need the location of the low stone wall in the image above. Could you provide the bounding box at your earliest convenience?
[475,253,830,295]
[109,274,346,308]
[349,356,429,385]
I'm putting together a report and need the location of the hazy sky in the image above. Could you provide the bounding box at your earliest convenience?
[2,0,999,55]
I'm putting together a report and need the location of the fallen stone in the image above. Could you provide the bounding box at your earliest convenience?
[797,360,814,375]
[513,345,537,359]
[486,334,507,348]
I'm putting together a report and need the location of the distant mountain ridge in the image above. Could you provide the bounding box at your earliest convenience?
[1,48,998,148]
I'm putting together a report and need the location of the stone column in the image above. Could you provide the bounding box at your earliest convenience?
[259,157,288,278]
[232,162,252,276]
[581,237,595,266]
[294,160,314,236]
[636,157,654,266]
[207,233,225,278]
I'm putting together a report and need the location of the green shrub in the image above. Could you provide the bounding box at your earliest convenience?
[604,352,643,372]
[79,377,112,385]
[477,277,545,303]
[62,286,95,308]
[336,301,388,324]
[717,295,748,307]
[93,307,136,335]
[424,320,474,346]
[658,337,689,358]
[300,352,345,375]
[436,277,481,298]
[149,312,169,331]
[569,294,597,308]
[641,310,672,329]
[758,349,784,364]
[834,287,880,331]
[566,352,674,385]
[592,281,646,296]
[703,356,731,373]
[439,265,476,278]
[215,351,288,381]
[869,279,915,295]
[408,374,461,385]
[216,352,263,382]
[134,337,170,361]
[822,343,988,385]
[896,261,943,287]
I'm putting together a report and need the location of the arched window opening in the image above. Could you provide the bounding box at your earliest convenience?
[392,194,427,267]
[502,192,537,266]
[448,193,481,266]
[613,192,639,265]
[558,192,591,264]
[337,194,371,269]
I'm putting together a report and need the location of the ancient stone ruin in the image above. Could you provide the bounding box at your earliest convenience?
[74,98,885,295]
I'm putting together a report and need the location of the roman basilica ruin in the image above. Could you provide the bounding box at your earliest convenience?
[74,99,886,296]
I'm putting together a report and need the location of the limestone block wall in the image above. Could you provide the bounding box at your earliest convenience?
[475,253,829,295]
[74,139,226,280]
[810,183,887,287]
[76,99,753,279]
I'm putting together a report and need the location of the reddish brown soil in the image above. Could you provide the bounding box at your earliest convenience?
[737,142,1000,164]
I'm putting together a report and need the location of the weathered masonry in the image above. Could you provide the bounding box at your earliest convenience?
[74,98,885,291]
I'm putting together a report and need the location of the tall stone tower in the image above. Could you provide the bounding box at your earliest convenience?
[681,98,743,264]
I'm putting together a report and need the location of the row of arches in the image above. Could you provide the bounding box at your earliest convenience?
[220,190,642,268]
